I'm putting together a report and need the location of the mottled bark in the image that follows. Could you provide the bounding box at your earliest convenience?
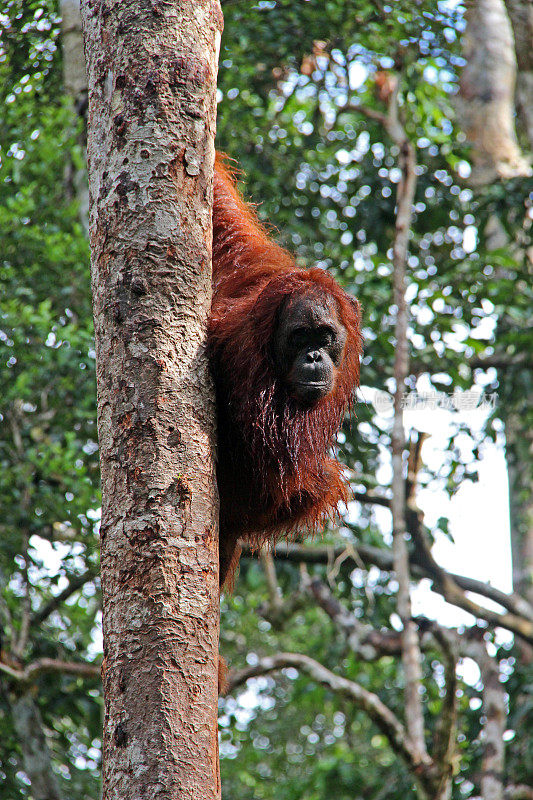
[11,693,63,800]
[60,0,89,233]
[505,0,533,147]
[457,0,531,184]
[80,2,223,799]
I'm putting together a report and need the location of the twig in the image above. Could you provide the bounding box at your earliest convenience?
[260,551,283,616]
[342,102,388,127]
[340,80,406,147]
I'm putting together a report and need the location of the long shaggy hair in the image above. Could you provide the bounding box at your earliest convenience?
[209,155,362,586]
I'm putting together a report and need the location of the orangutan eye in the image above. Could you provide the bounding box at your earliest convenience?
[288,327,310,346]
[317,326,335,345]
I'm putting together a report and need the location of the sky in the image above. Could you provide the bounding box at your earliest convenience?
[361,383,513,649]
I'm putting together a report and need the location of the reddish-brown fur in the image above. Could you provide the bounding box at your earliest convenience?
[210,154,362,590]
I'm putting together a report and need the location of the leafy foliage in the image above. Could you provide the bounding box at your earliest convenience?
[0,4,100,796]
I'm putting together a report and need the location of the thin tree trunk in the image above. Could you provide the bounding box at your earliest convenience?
[60,0,87,105]
[502,7,533,610]
[11,693,63,800]
[391,137,428,766]
[348,83,433,779]
[506,414,533,609]
[470,640,506,800]
[385,92,430,769]
[504,0,533,147]
[80,2,223,799]
[59,0,89,234]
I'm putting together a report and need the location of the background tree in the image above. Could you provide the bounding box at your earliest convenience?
[0,1,532,798]
[457,0,533,619]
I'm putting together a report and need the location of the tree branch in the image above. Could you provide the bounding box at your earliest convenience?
[409,522,533,642]
[32,568,99,626]
[341,102,388,127]
[470,352,531,370]
[249,542,533,635]
[0,657,101,685]
[228,652,424,771]
[228,651,444,796]
[352,489,391,508]
[505,786,533,800]
[308,577,404,660]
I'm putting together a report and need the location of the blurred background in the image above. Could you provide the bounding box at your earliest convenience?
[0,1,532,797]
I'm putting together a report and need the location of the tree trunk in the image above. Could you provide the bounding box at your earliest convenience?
[60,0,87,105]
[59,0,90,234]
[80,2,223,798]
[470,640,506,800]
[456,0,530,184]
[504,0,533,147]
[506,414,533,609]
[11,693,63,800]
[456,0,533,631]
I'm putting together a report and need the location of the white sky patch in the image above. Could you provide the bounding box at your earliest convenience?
[420,445,511,593]
[457,160,472,179]
[349,61,367,90]
[88,611,103,659]
[29,536,67,576]
[456,657,481,686]
[462,225,477,253]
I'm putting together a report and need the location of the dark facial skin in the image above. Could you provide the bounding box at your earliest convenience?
[273,293,347,405]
